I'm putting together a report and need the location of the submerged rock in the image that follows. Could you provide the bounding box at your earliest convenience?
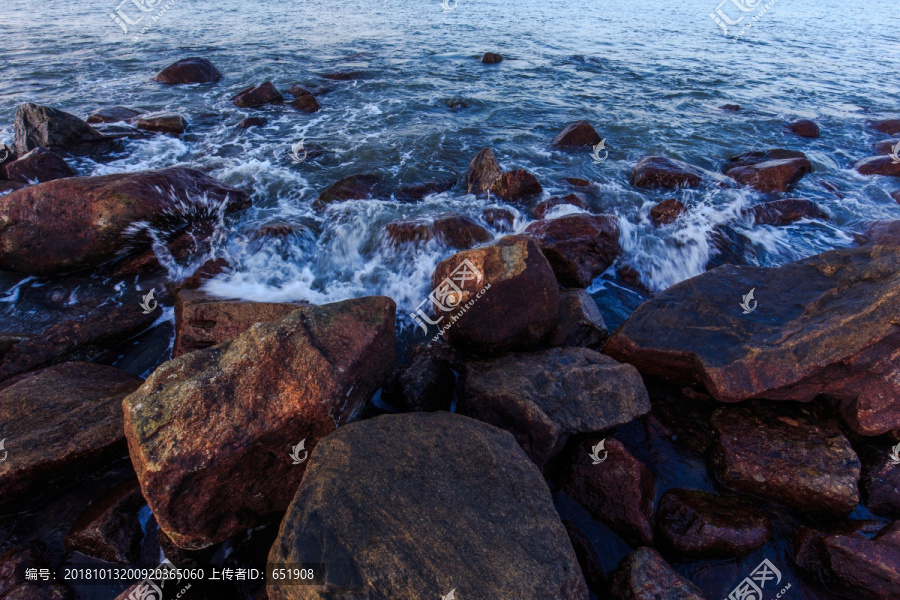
[231,81,284,108]
[609,547,706,600]
[649,199,686,227]
[289,95,320,113]
[394,177,456,201]
[86,106,144,124]
[313,173,382,211]
[1,147,75,183]
[525,214,621,288]
[14,103,107,155]
[267,412,589,600]
[237,116,267,128]
[725,148,808,169]
[788,119,821,138]
[134,112,187,135]
[384,212,491,249]
[123,296,396,549]
[481,52,503,64]
[64,480,145,564]
[533,194,588,219]
[631,156,704,189]
[552,121,602,148]
[152,57,222,84]
[724,157,812,192]
[743,198,828,225]
[721,104,741,112]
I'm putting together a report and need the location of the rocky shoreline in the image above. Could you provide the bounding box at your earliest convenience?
[1,56,899,600]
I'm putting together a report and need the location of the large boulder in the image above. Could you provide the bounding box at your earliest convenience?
[711,403,861,518]
[123,296,396,549]
[855,155,900,177]
[0,362,143,502]
[603,246,900,435]
[461,348,650,470]
[313,173,382,211]
[724,157,812,192]
[0,167,250,275]
[1,147,75,183]
[552,121,602,148]
[609,547,705,600]
[631,157,703,189]
[14,103,106,155]
[384,212,491,249]
[525,214,621,288]
[429,235,559,354]
[152,57,222,84]
[266,412,589,600]
[466,147,503,196]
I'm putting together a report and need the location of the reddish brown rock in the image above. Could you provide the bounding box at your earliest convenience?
[631,156,703,189]
[725,157,812,192]
[788,119,821,138]
[466,147,503,196]
[552,121,602,148]
[237,116,267,128]
[388,212,491,249]
[173,289,305,357]
[152,57,222,84]
[177,257,230,291]
[394,178,456,201]
[533,194,588,219]
[609,548,705,600]
[562,438,655,546]
[893,191,900,204]
[289,95,320,113]
[874,138,900,155]
[0,544,42,597]
[547,289,607,348]
[525,214,621,288]
[1,147,75,183]
[871,119,900,136]
[322,71,365,81]
[134,112,187,135]
[860,449,900,519]
[481,208,515,231]
[721,104,741,112]
[725,148,808,169]
[743,198,828,225]
[231,82,284,108]
[0,181,26,194]
[563,521,605,595]
[64,480,145,563]
[312,173,382,211]
[86,106,143,124]
[649,199,686,227]
[123,296,396,549]
[14,103,107,156]
[864,220,900,246]
[287,85,312,97]
[0,362,143,502]
[491,169,543,203]
[564,177,592,187]
[481,52,503,64]
[855,155,900,177]
[429,235,559,354]
[711,403,861,518]
[656,489,771,558]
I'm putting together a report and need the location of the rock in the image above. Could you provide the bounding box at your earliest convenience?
[725,148,808,169]
[481,208,515,231]
[649,199,686,227]
[1,147,75,183]
[266,412,588,600]
[525,214,621,288]
[656,489,770,558]
[724,157,812,192]
[447,98,468,111]
[123,296,396,549]
[466,147,503,196]
[874,138,900,155]
[321,71,365,81]
[864,220,900,246]
[430,235,559,354]
[855,155,900,177]
[561,438,655,546]
[743,198,828,225]
[313,173,382,211]
[564,177,592,187]
[894,191,900,204]
[152,57,222,84]
[563,521,606,595]
[860,450,900,519]
[394,178,456,201]
[721,104,741,111]
[173,289,305,357]
[481,52,503,64]
[547,289,607,348]
[382,346,457,412]
[533,194,588,219]
[706,224,755,269]
[86,107,144,124]
[0,362,143,502]
[0,181,26,194]
[631,156,703,189]
[237,116,267,128]
[231,82,284,108]
[64,480,145,563]
[0,304,157,382]
[4,583,71,599]
[134,112,187,135]
[609,547,706,600]
[289,95,320,113]
[603,245,900,435]
[287,85,312,97]
[13,103,107,156]
[462,348,649,471]
[491,169,543,202]
[871,119,900,136]
[384,212,491,249]
[710,403,861,518]
[552,121,602,148]
[178,257,230,290]
[0,544,42,596]
[788,119,821,138]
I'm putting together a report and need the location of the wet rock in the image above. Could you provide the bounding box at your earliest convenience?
[788,119,821,138]
[743,198,828,225]
[0,362,143,502]
[86,107,143,124]
[710,403,861,518]
[533,194,588,219]
[152,57,222,84]
[525,214,621,288]
[0,304,157,382]
[547,289,607,348]
[0,167,250,275]
[123,296,396,549]
[561,438,655,546]
[287,85,312,97]
[384,212,491,249]
[874,138,900,155]
[466,147,502,196]
[178,257,230,291]
[382,345,458,412]
[656,489,770,558]
[631,156,703,189]
[462,348,649,471]
[1,147,75,183]
[552,121,602,148]
[609,547,705,600]
[266,412,588,600]
[725,157,813,192]
[864,220,900,246]
[231,81,284,108]
[64,480,145,564]
[855,155,900,177]
[237,116,267,128]
[394,177,456,201]
[893,191,900,204]
[721,104,741,112]
[0,181,27,194]
[604,245,900,436]
[288,95,320,113]
[13,103,107,156]
[860,449,900,519]
[563,521,606,595]
[321,71,365,80]
[481,208,515,231]
[4,583,72,599]
[446,98,468,111]
[134,112,187,135]
[649,199,686,227]
[430,235,559,354]
[173,289,305,357]
[0,543,42,596]
[481,52,503,64]
[706,224,755,269]
[564,177,592,187]
[871,119,900,136]
[313,173,382,211]
[725,148,808,169]
[491,168,543,203]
